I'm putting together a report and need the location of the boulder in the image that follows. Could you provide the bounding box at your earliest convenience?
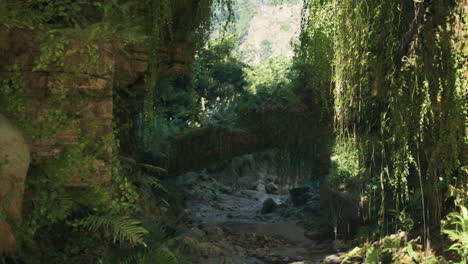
[188,227,206,238]
[256,183,266,193]
[0,114,30,253]
[236,175,263,190]
[220,185,234,195]
[265,182,279,194]
[261,198,278,214]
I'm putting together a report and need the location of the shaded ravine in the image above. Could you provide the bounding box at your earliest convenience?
[185,181,347,264]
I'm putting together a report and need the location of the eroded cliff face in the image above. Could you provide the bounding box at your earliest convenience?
[0,27,111,184]
[0,26,148,185]
[0,26,148,252]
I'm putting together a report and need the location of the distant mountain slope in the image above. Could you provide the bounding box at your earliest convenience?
[238,2,302,64]
[210,0,302,65]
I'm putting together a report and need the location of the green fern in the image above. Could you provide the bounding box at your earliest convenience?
[133,174,167,192]
[442,206,468,264]
[365,245,383,264]
[46,191,73,221]
[78,215,149,246]
[153,247,179,264]
[123,247,179,264]
[405,243,421,263]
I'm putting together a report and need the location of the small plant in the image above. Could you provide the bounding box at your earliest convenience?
[442,206,468,264]
[329,137,363,191]
[388,209,414,234]
[340,235,433,264]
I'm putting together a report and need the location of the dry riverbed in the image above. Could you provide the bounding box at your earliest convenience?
[182,176,350,264]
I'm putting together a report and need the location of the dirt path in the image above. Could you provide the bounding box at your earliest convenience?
[185,183,346,264]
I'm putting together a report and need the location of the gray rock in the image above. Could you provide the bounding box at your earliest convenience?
[220,185,233,194]
[188,227,206,238]
[265,182,279,194]
[256,183,266,192]
[238,175,256,189]
[261,198,278,214]
[206,226,224,238]
[234,245,245,255]
[322,253,347,264]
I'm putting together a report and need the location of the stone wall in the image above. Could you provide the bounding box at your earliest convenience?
[0,26,147,186]
[0,26,149,253]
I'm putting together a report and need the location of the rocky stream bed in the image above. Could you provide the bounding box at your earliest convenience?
[182,175,351,264]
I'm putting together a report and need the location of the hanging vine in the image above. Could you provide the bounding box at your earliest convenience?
[138,0,234,151]
[331,0,467,239]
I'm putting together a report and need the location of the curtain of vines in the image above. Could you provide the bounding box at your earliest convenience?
[333,0,467,240]
[138,0,233,150]
[266,0,336,183]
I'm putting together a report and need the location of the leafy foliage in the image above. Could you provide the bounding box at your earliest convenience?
[136,35,248,152]
[316,0,467,240]
[302,0,466,257]
[194,35,248,123]
[329,138,363,191]
[244,56,295,100]
[442,206,468,263]
[140,0,235,149]
[75,215,148,246]
[124,247,180,264]
[340,235,446,264]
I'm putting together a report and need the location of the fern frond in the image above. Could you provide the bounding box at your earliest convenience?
[442,206,468,259]
[78,215,148,246]
[47,190,73,221]
[122,251,151,264]
[154,247,179,264]
[138,176,167,192]
[122,247,179,264]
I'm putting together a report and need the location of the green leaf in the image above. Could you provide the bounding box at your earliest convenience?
[341,246,362,263]
[406,243,420,262]
[366,246,382,264]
